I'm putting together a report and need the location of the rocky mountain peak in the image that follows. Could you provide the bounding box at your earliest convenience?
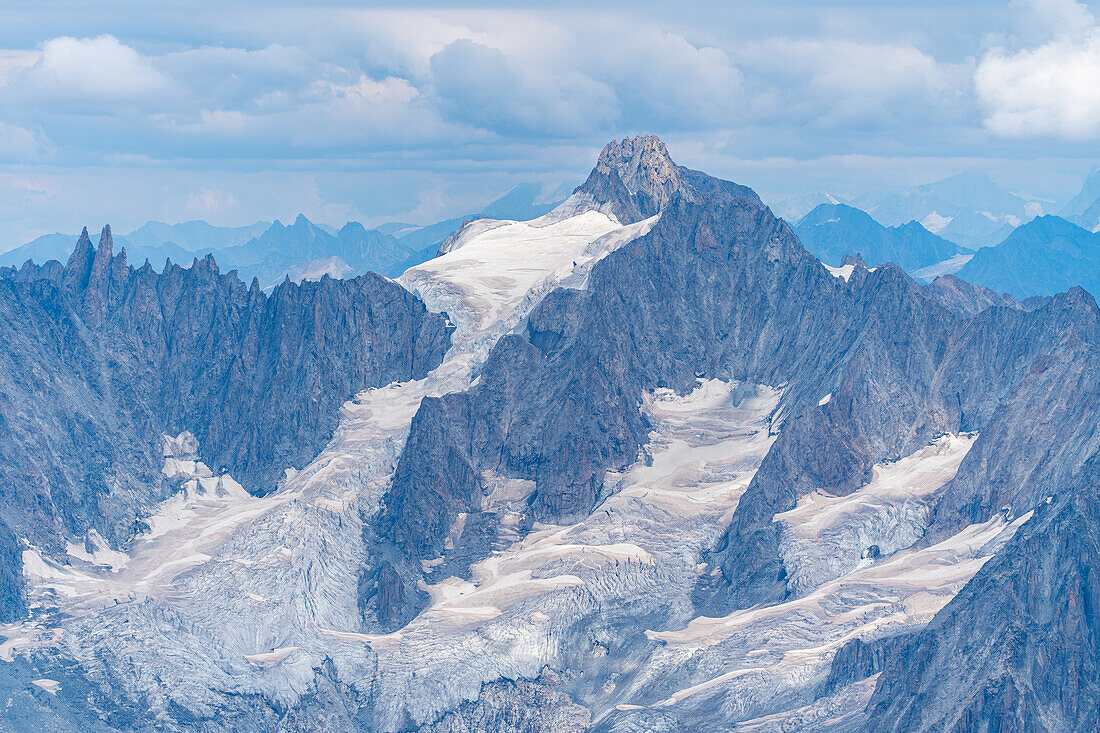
[97,224,113,254]
[566,134,707,224]
[594,135,683,204]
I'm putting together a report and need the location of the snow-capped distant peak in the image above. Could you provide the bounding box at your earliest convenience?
[921,211,953,233]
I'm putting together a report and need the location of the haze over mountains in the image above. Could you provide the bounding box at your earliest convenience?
[0,184,565,288]
[8,162,1100,304]
[794,203,971,273]
[1,135,1098,732]
[851,171,1041,249]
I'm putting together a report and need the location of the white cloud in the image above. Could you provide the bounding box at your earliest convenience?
[733,38,970,130]
[976,26,1100,139]
[429,39,619,137]
[26,35,171,100]
[1014,0,1095,40]
[186,187,236,215]
[0,50,39,85]
[171,73,468,150]
[0,122,45,161]
[577,29,743,129]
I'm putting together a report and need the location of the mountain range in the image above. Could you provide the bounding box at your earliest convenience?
[0,184,565,288]
[1059,167,1100,233]
[954,215,1100,299]
[0,136,1097,732]
[853,171,1041,249]
[794,202,971,273]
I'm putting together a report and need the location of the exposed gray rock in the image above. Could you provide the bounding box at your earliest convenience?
[922,273,1021,317]
[0,226,451,563]
[818,633,916,699]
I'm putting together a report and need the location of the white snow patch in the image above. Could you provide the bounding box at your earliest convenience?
[0,623,61,662]
[913,253,974,282]
[244,646,300,669]
[823,263,855,281]
[66,529,129,572]
[920,211,953,233]
[31,678,60,694]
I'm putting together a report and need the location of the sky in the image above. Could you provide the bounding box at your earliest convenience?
[1,0,1100,248]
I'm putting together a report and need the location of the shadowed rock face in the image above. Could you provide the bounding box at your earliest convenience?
[864,460,1100,732]
[0,226,451,590]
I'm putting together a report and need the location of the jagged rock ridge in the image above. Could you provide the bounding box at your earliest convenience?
[0,225,451,604]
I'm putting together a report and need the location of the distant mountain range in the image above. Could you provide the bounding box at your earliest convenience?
[791,197,1100,301]
[794,203,970,273]
[0,184,567,287]
[1059,167,1100,233]
[854,171,1041,249]
[954,215,1100,299]
[768,191,845,222]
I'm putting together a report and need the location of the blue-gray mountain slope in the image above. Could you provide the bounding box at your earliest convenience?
[955,215,1100,299]
[794,202,970,272]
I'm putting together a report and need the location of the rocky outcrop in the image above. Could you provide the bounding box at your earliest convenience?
[818,633,916,699]
[922,273,1021,317]
[560,135,746,225]
[0,227,451,560]
[0,519,25,622]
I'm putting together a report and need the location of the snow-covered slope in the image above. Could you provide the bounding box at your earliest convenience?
[5,204,661,727]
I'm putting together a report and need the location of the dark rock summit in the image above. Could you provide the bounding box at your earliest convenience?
[566,135,740,224]
[0,227,451,582]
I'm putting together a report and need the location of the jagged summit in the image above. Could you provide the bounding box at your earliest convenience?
[593,135,687,212]
[559,134,757,224]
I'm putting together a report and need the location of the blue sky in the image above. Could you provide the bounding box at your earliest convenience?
[1,0,1099,247]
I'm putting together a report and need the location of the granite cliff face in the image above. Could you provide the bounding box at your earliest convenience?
[0,226,451,594]
[865,460,1100,732]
